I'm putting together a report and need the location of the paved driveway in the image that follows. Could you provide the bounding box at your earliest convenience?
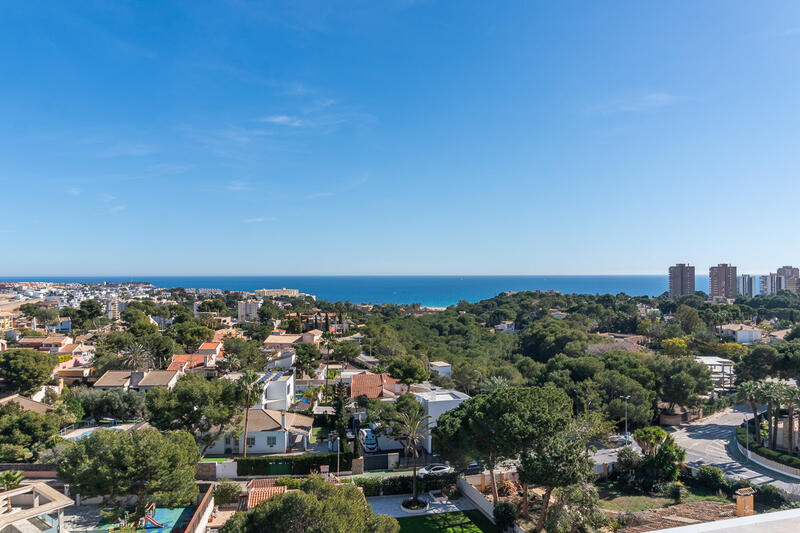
[367,494,476,518]
[669,405,800,493]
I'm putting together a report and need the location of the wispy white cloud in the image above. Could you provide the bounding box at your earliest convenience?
[259,115,305,127]
[345,174,370,189]
[109,205,126,213]
[306,191,334,200]
[92,142,158,158]
[227,180,254,192]
[592,92,677,114]
[302,98,336,114]
[101,193,116,203]
[67,187,81,197]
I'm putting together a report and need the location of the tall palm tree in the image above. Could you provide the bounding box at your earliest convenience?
[396,411,431,505]
[784,386,800,455]
[483,375,510,394]
[761,381,783,449]
[738,381,763,439]
[237,370,263,458]
[120,342,154,371]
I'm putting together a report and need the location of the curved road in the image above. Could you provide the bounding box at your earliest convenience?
[669,404,800,494]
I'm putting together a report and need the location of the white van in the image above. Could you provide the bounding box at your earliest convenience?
[359,428,379,453]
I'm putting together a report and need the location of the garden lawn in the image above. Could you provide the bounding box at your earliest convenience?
[311,426,329,444]
[397,511,498,533]
[596,481,732,513]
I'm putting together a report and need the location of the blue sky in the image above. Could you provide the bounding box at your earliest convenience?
[1,1,800,276]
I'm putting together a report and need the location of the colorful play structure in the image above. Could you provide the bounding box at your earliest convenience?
[143,503,165,529]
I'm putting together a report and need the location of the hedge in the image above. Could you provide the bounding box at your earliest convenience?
[349,472,460,496]
[736,426,800,470]
[237,443,353,476]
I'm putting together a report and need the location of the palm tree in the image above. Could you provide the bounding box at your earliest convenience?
[761,381,783,449]
[0,470,24,491]
[483,375,510,393]
[396,411,431,505]
[784,386,800,455]
[120,342,154,371]
[738,381,763,439]
[237,370,263,458]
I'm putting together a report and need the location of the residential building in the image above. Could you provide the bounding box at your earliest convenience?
[168,352,219,377]
[264,333,303,351]
[412,385,470,453]
[0,394,54,415]
[0,311,13,330]
[429,361,452,378]
[237,299,260,322]
[720,324,762,344]
[760,273,785,295]
[93,369,181,391]
[668,264,695,297]
[493,321,516,333]
[777,265,800,292]
[197,341,223,357]
[205,409,313,455]
[709,264,737,299]
[350,372,405,399]
[0,482,75,533]
[267,350,296,370]
[694,356,735,391]
[737,275,755,298]
[255,288,300,298]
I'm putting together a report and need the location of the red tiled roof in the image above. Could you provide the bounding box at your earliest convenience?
[199,342,222,350]
[350,372,400,399]
[248,486,287,509]
[247,478,278,490]
[170,353,208,369]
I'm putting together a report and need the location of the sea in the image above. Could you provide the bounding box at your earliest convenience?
[0,275,712,308]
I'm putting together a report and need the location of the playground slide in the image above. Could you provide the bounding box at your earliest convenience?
[144,513,165,528]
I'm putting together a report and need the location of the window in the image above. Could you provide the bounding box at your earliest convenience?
[225,435,231,445]
[247,437,255,447]
[267,436,277,447]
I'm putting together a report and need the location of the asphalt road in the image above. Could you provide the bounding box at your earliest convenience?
[669,404,800,494]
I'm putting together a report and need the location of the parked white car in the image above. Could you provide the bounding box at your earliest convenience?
[417,463,453,477]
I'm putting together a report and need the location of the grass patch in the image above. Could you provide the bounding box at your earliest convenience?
[311,426,329,444]
[596,481,732,513]
[200,457,229,463]
[397,511,498,533]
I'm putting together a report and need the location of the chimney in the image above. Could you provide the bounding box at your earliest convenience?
[281,413,286,429]
[130,371,145,388]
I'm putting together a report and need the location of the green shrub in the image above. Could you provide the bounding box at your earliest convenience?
[493,501,518,532]
[213,479,242,506]
[381,475,414,495]
[696,465,727,492]
[275,477,303,489]
[757,484,788,508]
[354,477,382,497]
[736,426,800,469]
[421,472,459,491]
[236,447,353,476]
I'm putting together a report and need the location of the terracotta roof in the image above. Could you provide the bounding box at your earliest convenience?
[247,478,278,490]
[248,486,286,509]
[264,334,302,345]
[350,372,400,399]
[0,394,54,414]
[169,353,211,370]
[137,370,179,387]
[93,370,131,388]
[199,342,222,350]
[245,409,313,436]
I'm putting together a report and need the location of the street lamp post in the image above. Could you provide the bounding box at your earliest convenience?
[619,395,631,444]
[336,436,341,475]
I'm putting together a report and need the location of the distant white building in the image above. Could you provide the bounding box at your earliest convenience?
[720,324,762,344]
[694,356,735,392]
[737,275,756,298]
[413,386,470,454]
[225,370,295,411]
[428,361,452,378]
[494,321,516,333]
[205,409,313,455]
[238,299,260,322]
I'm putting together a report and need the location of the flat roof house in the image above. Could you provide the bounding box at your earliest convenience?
[720,324,762,344]
[413,385,470,454]
[93,370,181,391]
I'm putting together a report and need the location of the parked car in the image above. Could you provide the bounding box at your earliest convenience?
[459,462,483,475]
[359,428,379,453]
[417,463,453,477]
